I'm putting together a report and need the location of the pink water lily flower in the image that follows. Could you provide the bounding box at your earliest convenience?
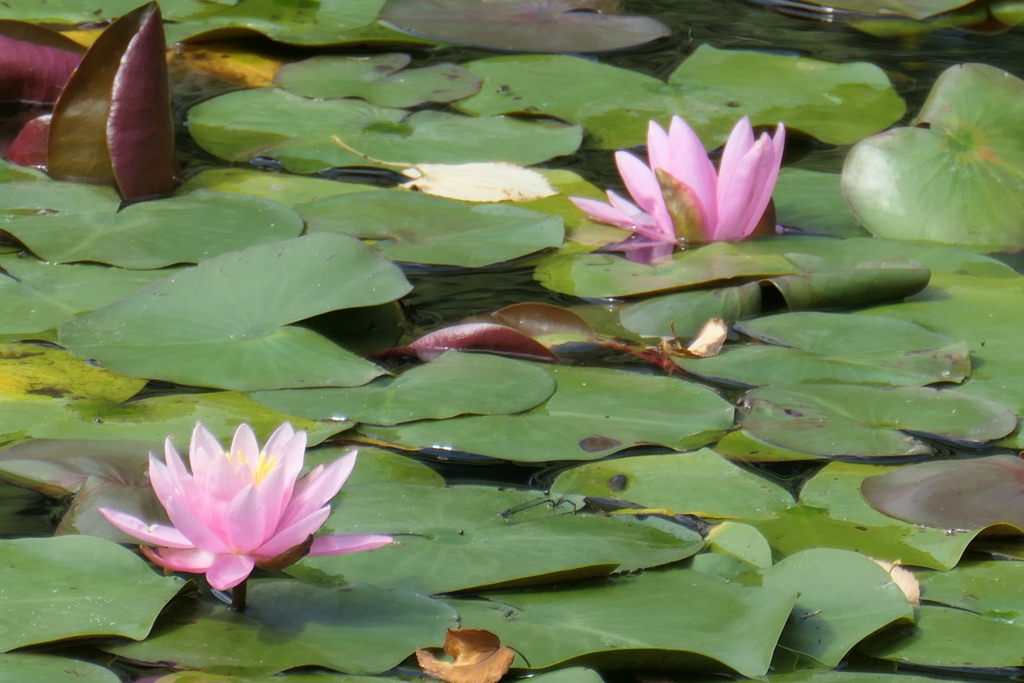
[99,422,392,591]
[570,116,785,247]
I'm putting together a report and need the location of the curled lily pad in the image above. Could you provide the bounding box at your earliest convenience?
[275,54,481,107]
[379,0,671,53]
[248,351,557,425]
[843,63,1024,250]
[678,312,971,387]
[0,183,304,268]
[0,22,83,105]
[188,87,582,175]
[389,323,560,362]
[737,385,1017,459]
[298,190,564,267]
[620,283,762,338]
[861,455,1024,531]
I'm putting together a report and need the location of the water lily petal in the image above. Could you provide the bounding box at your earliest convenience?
[188,422,223,485]
[279,452,356,529]
[715,134,776,241]
[255,461,291,532]
[230,423,260,486]
[143,546,218,573]
[666,116,717,229]
[224,484,267,552]
[308,534,393,557]
[716,116,756,208]
[206,554,255,590]
[746,123,785,236]
[258,506,331,558]
[569,196,638,231]
[159,483,232,553]
[615,151,674,239]
[98,507,195,549]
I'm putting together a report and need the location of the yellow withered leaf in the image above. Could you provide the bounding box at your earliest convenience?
[686,318,728,358]
[871,558,921,605]
[417,628,515,683]
[400,162,557,202]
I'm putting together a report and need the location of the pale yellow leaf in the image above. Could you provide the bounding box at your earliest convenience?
[401,162,558,202]
[686,318,728,358]
[871,558,921,605]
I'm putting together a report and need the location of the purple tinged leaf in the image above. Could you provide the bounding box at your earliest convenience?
[389,322,560,362]
[0,22,83,105]
[6,113,50,168]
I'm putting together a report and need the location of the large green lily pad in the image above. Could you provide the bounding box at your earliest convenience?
[188,87,582,175]
[843,63,1024,250]
[448,567,797,677]
[298,190,564,267]
[289,483,703,594]
[0,535,184,652]
[456,45,904,149]
[0,183,304,269]
[736,384,1017,459]
[249,351,556,425]
[59,234,410,391]
[0,654,120,682]
[102,579,457,676]
[549,449,795,521]
[774,169,867,239]
[275,54,481,107]
[918,559,1024,617]
[179,168,379,207]
[358,365,735,462]
[762,548,914,667]
[678,312,971,387]
[0,390,347,452]
[749,461,985,569]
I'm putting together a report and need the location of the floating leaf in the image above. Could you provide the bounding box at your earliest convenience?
[760,262,930,312]
[759,0,975,20]
[0,22,83,105]
[0,342,145,402]
[417,629,513,683]
[299,190,563,267]
[774,169,867,238]
[456,46,904,149]
[0,654,119,683]
[916,559,1024,616]
[358,365,734,462]
[761,548,914,667]
[391,323,560,362]
[59,234,410,391]
[705,522,773,568]
[0,183,304,268]
[871,558,920,605]
[472,302,597,347]
[620,283,762,338]
[677,312,971,387]
[447,568,797,677]
[861,455,1024,531]
[188,88,582,175]
[6,113,50,168]
[102,579,458,677]
[275,54,481,107]
[0,0,239,23]
[49,2,176,201]
[380,0,671,53]
[736,384,1017,459]
[249,351,556,425]
[398,162,558,203]
[179,168,378,207]
[0,535,184,652]
[550,449,795,521]
[289,483,703,594]
[843,63,1024,250]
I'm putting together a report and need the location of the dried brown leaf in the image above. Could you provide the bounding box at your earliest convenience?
[871,558,921,605]
[417,628,515,683]
[686,318,728,358]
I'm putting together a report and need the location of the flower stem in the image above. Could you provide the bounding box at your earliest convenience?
[231,579,247,612]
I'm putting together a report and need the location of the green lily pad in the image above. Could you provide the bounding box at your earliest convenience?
[0,481,51,537]
[736,384,1017,459]
[298,190,564,267]
[0,535,184,652]
[188,87,582,175]
[249,351,556,425]
[0,254,179,337]
[178,168,379,207]
[59,234,410,391]
[0,158,48,182]
[0,390,347,452]
[549,449,795,521]
[759,262,930,312]
[308,446,445,487]
[843,63,1024,250]
[535,243,804,298]
[0,0,235,22]
[275,54,481,107]
[762,548,914,667]
[619,282,762,338]
[0,654,120,682]
[767,0,975,21]
[0,183,304,269]
[447,567,797,677]
[766,672,958,683]
[456,46,904,149]
[358,365,735,462]
[918,559,1024,617]
[706,522,773,568]
[861,604,1024,669]
[102,579,457,676]
[774,169,867,239]
[0,342,146,402]
[750,461,985,570]
[289,483,703,594]
[677,312,971,387]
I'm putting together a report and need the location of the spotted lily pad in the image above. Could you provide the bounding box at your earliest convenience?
[249,351,556,425]
[358,365,735,462]
[289,483,703,594]
[379,0,671,53]
[0,183,303,269]
[59,234,410,391]
[678,312,971,387]
[456,46,904,149]
[843,63,1024,250]
[736,384,1016,459]
[188,87,582,175]
[0,343,145,402]
[275,54,481,107]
